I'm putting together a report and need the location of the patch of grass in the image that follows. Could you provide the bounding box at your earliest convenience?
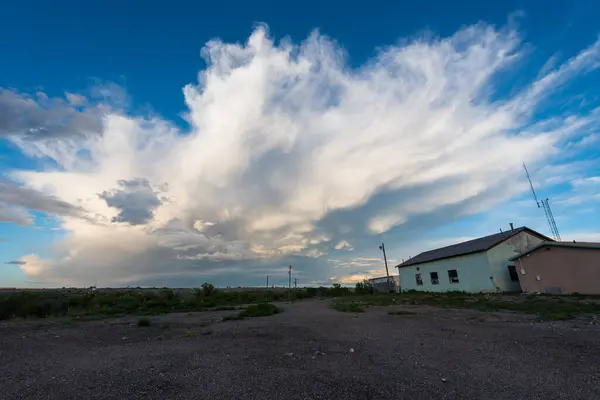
[137,317,151,327]
[222,303,280,321]
[539,312,575,321]
[332,291,600,320]
[388,310,416,316]
[184,330,195,338]
[238,303,280,318]
[332,302,364,313]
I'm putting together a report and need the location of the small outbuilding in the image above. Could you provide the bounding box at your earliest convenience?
[368,276,400,293]
[510,241,600,294]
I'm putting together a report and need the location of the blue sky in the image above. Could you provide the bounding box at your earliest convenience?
[1,0,599,288]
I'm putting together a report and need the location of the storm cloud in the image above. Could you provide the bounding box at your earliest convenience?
[4,24,600,286]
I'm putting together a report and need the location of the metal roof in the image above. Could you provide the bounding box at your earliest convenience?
[509,241,600,261]
[396,227,551,269]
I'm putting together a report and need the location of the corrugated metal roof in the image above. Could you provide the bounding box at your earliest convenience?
[509,241,600,260]
[396,227,551,268]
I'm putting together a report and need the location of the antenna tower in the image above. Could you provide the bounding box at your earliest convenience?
[523,163,561,241]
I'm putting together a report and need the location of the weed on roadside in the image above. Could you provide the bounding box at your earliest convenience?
[388,310,416,316]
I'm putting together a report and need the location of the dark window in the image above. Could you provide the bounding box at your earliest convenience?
[430,272,439,285]
[448,269,459,283]
[507,265,519,282]
[415,273,423,286]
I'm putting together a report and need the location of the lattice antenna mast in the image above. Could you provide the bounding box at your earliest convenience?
[523,163,561,241]
[544,198,561,241]
[523,163,540,207]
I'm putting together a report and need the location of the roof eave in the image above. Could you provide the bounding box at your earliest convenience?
[510,242,600,261]
[395,248,488,269]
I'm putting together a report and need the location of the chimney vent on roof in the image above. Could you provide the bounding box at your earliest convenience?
[509,223,514,231]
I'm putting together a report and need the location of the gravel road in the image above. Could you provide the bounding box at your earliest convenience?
[1,299,599,399]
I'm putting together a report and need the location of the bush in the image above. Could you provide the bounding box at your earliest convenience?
[223,303,280,320]
[137,317,151,327]
[355,280,374,295]
[239,303,280,318]
[201,282,217,297]
[160,288,175,301]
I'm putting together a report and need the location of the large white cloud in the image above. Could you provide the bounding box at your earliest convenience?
[4,24,600,286]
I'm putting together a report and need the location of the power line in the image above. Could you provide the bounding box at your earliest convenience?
[288,265,292,302]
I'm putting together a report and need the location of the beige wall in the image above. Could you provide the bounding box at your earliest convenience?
[515,247,600,294]
[487,231,545,292]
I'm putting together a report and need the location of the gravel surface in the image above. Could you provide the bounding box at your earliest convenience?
[1,299,599,399]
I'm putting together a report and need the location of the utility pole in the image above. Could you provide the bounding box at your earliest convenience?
[265,275,269,301]
[288,265,292,302]
[293,278,298,301]
[379,243,392,292]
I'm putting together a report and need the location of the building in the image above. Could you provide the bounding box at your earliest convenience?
[510,241,600,294]
[395,226,551,293]
[368,276,400,293]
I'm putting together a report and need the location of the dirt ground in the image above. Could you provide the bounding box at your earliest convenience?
[1,299,599,400]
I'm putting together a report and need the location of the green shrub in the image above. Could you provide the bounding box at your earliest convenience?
[201,282,217,297]
[223,303,280,320]
[238,303,280,318]
[160,288,175,301]
[355,280,374,295]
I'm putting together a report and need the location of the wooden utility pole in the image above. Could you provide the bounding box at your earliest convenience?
[379,242,392,292]
[288,266,292,302]
[265,275,269,301]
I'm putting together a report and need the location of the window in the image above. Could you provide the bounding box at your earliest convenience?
[430,272,439,285]
[448,269,459,283]
[415,273,423,286]
[507,265,519,282]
